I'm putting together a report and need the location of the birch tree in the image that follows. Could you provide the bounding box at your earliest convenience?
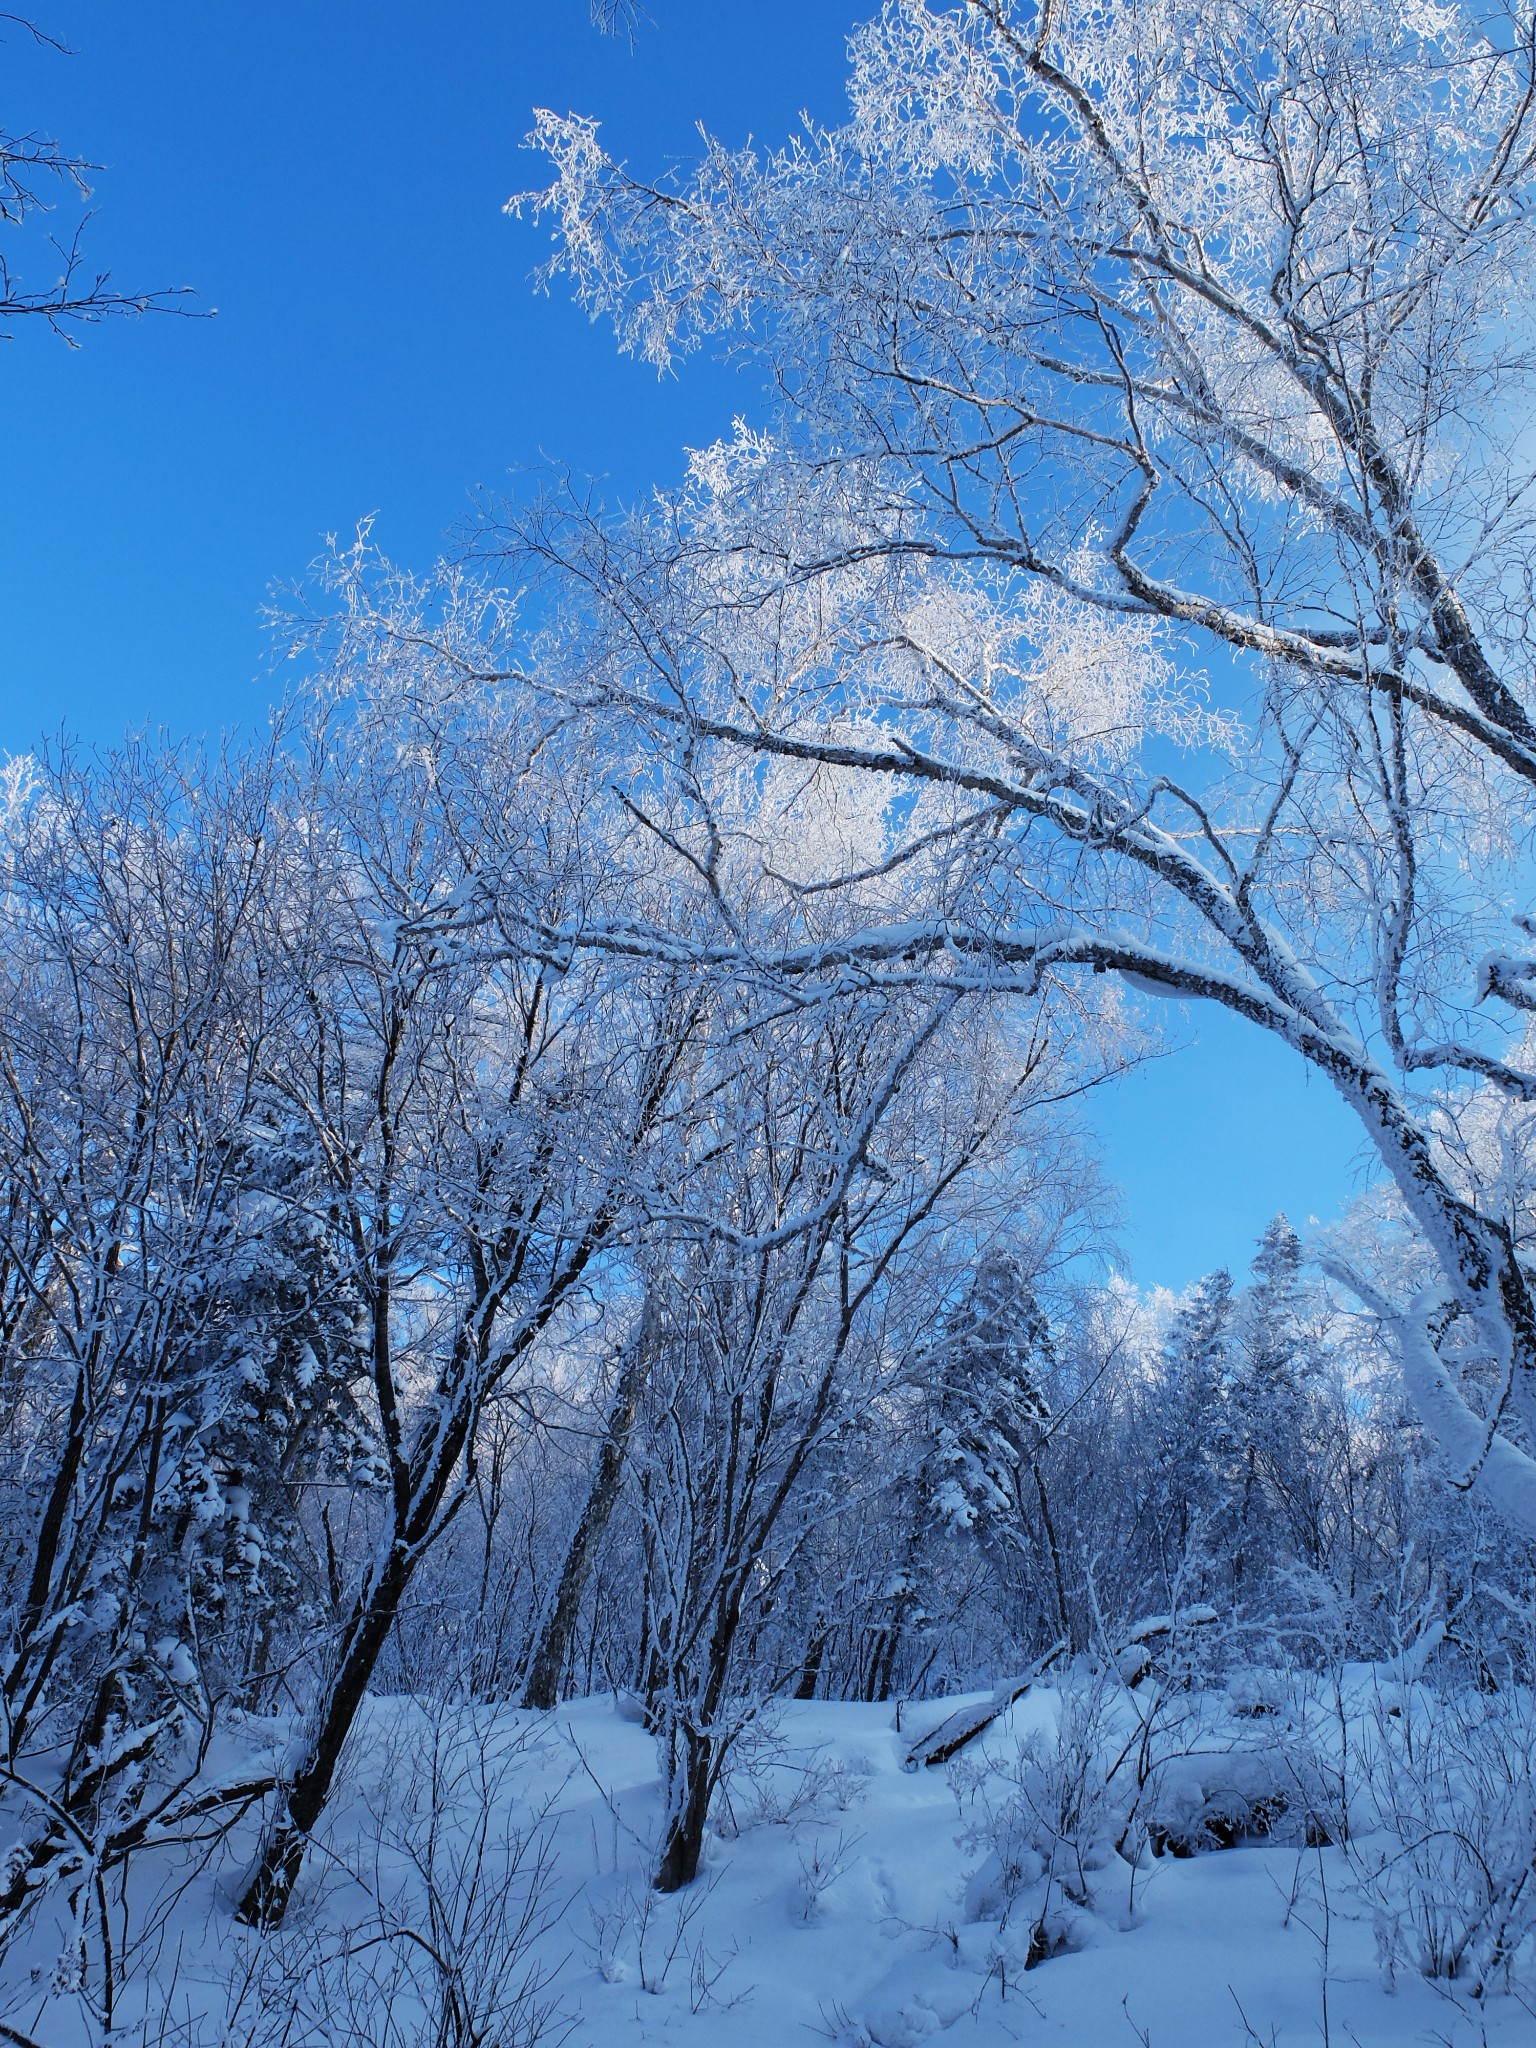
[515,0,1536,1541]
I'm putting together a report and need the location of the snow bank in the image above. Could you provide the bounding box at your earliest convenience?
[1,1687,1531,2047]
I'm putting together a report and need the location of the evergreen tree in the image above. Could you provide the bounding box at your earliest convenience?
[1230,1215,1325,1574]
[159,1099,373,1697]
[1141,1269,1237,1591]
[925,1251,1069,1644]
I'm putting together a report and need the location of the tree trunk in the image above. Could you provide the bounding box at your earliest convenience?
[650,1583,746,1891]
[522,1314,653,1711]
[794,1625,827,1700]
[235,1535,415,1927]
[237,1183,623,1928]
[874,1620,910,1702]
[1031,1457,1073,1648]
[654,1728,714,1892]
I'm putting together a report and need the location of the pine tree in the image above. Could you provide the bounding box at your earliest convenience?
[159,1099,373,1699]
[1142,1269,1237,1587]
[924,1251,1069,1644]
[1230,1215,1324,1574]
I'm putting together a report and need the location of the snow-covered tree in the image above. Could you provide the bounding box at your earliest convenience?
[166,1098,373,1702]
[0,737,287,1944]
[629,991,1075,1889]
[925,1249,1071,1643]
[516,0,1536,1547]
[1140,1269,1237,1590]
[1229,1218,1325,1579]
[232,607,721,1928]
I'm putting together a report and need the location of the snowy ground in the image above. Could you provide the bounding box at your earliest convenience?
[4,1685,1532,2048]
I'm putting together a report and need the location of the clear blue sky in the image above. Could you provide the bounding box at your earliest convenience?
[0,0,1372,1291]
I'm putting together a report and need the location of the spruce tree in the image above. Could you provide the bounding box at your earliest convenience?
[925,1251,1068,1644]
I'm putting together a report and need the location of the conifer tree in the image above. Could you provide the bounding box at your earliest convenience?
[165,1099,373,1700]
[1142,1270,1237,1590]
[925,1251,1069,1644]
[1231,1216,1325,1575]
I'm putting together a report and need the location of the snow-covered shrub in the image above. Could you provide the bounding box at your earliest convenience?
[952,1675,1125,1964]
[579,1862,745,2010]
[1115,1648,1342,1862]
[715,1731,872,1838]
[1114,1604,1222,1690]
[792,1827,865,1925]
[1142,1742,1331,1859]
[221,1706,571,2048]
[1347,1679,1536,1995]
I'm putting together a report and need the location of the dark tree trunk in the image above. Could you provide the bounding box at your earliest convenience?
[654,1729,714,1893]
[236,1534,415,1927]
[794,1625,828,1700]
[865,1513,925,1701]
[235,1169,629,1929]
[868,1623,901,1703]
[523,1315,653,1711]
[236,1304,488,1929]
[650,1558,759,1891]
[1031,1457,1073,1648]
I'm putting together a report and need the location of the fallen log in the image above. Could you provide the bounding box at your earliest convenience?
[901,1643,1067,1770]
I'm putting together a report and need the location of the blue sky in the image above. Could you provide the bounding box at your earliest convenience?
[0,0,1372,1291]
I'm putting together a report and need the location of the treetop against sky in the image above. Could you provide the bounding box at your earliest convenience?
[0,0,1368,1288]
